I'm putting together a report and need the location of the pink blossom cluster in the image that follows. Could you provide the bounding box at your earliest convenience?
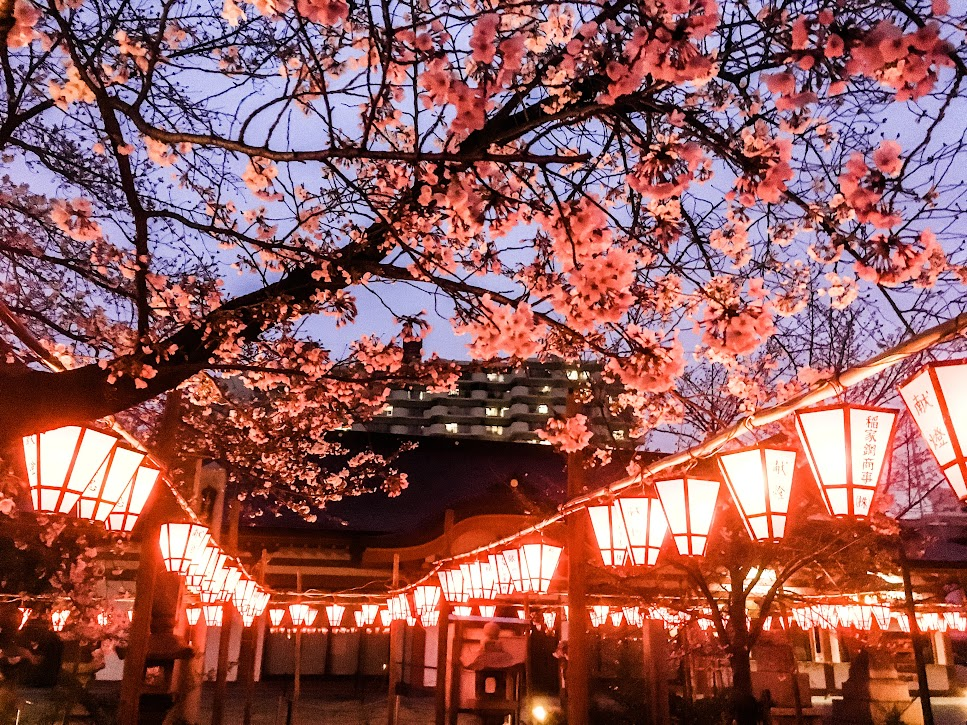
[8,0,41,48]
[456,294,547,360]
[699,278,776,359]
[627,136,707,200]
[854,229,947,288]
[730,122,793,207]
[838,141,903,229]
[605,328,684,394]
[51,198,102,242]
[537,413,593,453]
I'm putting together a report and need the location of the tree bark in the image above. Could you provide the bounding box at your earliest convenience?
[728,642,757,725]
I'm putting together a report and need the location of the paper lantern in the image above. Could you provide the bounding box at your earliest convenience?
[459,560,497,600]
[159,523,210,574]
[589,606,609,628]
[202,604,223,627]
[326,604,345,627]
[51,609,69,632]
[378,609,392,627]
[288,604,317,627]
[438,568,469,603]
[718,446,797,542]
[18,607,30,630]
[127,610,133,622]
[795,404,897,518]
[97,612,109,626]
[899,361,967,501]
[870,604,891,630]
[479,605,496,619]
[623,606,644,627]
[654,478,720,556]
[487,552,515,595]
[588,502,630,566]
[76,444,146,522]
[186,606,202,626]
[514,607,526,620]
[543,611,557,630]
[413,586,441,616]
[23,426,118,515]
[610,610,624,627]
[420,610,440,628]
[388,594,411,621]
[501,543,562,594]
[268,608,286,627]
[589,497,667,567]
[184,544,217,590]
[356,603,379,626]
[453,606,473,617]
[106,464,161,532]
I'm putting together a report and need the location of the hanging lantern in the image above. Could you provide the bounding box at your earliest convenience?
[233,579,258,619]
[413,585,441,616]
[454,606,473,617]
[202,604,223,627]
[459,560,497,600]
[514,607,526,620]
[186,606,202,626]
[870,604,891,630]
[487,553,515,595]
[388,594,411,621]
[97,612,109,626]
[944,612,967,632]
[623,606,644,627]
[268,608,286,627]
[501,543,562,595]
[288,604,318,628]
[106,464,161,532]
[357,603,379,626]
[479,605,496,619]
[589,606,609,628]
[654,478,720,556]
[378,609,392,627]
[23,426,118,515]
[76,444,146,522]
[542,611,557,630]
[159,523,210,574]
[899,361,967,501]
[240,613,256,627]
[589,497,667,567]
[127,610,134,622]
[184,544,217,591]
[718,446,796,542]
[420,610,440,628]
[51,608,70,632]
[326,604,345,627]
[795,403,898,518]
[610,610,624,627]
[17,607,31,630]
[438,568,469,603]
[588,502,631,566]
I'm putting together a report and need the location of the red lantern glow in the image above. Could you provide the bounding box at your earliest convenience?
[459,560,496,600]
[51,608,69,632]
[487,552,515,595]
[542,611,557,630]
[185,606,202,626]
[420,610,440,628]
[268,608,286,627]
[479,605,496,618]
[159,523,210,574]
[453,606,473,617]
[588,497,666,567]
[202,604,223,627]
[413,586,441,615]
[288,604,318,627]
[500,543,562,595]
[76,444,146,522]
[438,568,469,603]
[326,604,345,627]
[24,426,117,515]
[358,604,379,626]
[718,446,796,542]
[589,606,608,628]
[899,361,967,501]
[795,403,897,518]
[106,464,161,532]
[17,607,30,630]
[654,478,720,556]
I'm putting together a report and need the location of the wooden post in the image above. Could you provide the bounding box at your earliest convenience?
[641,619,669,725]
[211,492,240,725]
[294,570,303,705]
[241,550,268,725]
[117,520,162,725]
[446,619,463,725]
[434,601,451,725]
[900,538,936,725]
[565,395,590,725]
[386,554,401,725]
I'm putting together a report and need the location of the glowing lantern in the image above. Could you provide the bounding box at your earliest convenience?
[51,609,70,632]
[459,560,497,600]
[23,426,117,515]
[378,609,392,627]
[97,612,109,626]
[159,523,210,574]
[610,610,623,627]
[479,606,496,619]
[543,611,557,630]
[589,606,609,628]
[944,612,967,632]
[488,553,515,595]
[623,606,644,627]
[895,613,910,633]
[106,464,161,532]
[654,478,720,556]
[358,604,379,626]
[388,594,411,621]
[198,553,228,599]
[186,606,202,626]
[588,502,630,566]
[589,497,667,567]
[185,544,217,591]
[453,606,473,617]
[269,608,286,627]
[420,610,440,627]
[795,404,898,518]
[288,604,317,628]
[438,568,469,603]
[501,543,562,595]
[240,613,256,627]
[127,610,133,622]
[326,604,345,627]
[899,361,967,501]
[233,579,258,619]
[18,607,30,630]
[203,604,223,627]
[870,604,891,630]
[76,444,146,522]
[718,446,796,542]
[515,607,526,620]
[413,586,441,616]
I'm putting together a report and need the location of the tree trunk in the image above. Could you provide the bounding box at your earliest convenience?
[728,643,757,725]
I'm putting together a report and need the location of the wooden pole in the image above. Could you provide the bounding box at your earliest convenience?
[117,520,161,725]
[566,394,590,725]
[900,536,936,725]
[434,600,451,725]
[211,492,240,725]
[294,571,303,704]
[242,550,268,725]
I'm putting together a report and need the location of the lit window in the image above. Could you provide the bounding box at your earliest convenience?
[382,405,394,416]
[448,388,460,397]
[445,423,459,433]
[486,426,504,436]
[537,404,549,415]
[541,386,552,394]
[486,406,498,417]
[500,407,509,417]
[566,369,579,381]
[486,373,505,382]
[613,430,625,440]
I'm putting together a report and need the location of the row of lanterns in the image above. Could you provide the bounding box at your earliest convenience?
[15,605,135,633]
[159,523,270,626]
[22,425,161,530]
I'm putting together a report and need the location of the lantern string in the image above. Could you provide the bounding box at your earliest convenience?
[395,311,967,595]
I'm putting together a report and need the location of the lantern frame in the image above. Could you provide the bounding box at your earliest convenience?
[106,463,161,532]
[654,477,720,557]
[76,444,147,522]
[501,543,562,595]
[487,552,515,595]
[794,403,898,519]
[717,445,797,542]
[438,568,469,603]
[23,426,118,516]
[202,604,223,627]
[413,585,441,615]
[459,560,497,600]
[288,603,318,628]
[898,360,967,501]
[159,523,210,574]
[185,606,202,626]
[268,608,287,627]
[326,603,345,627]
